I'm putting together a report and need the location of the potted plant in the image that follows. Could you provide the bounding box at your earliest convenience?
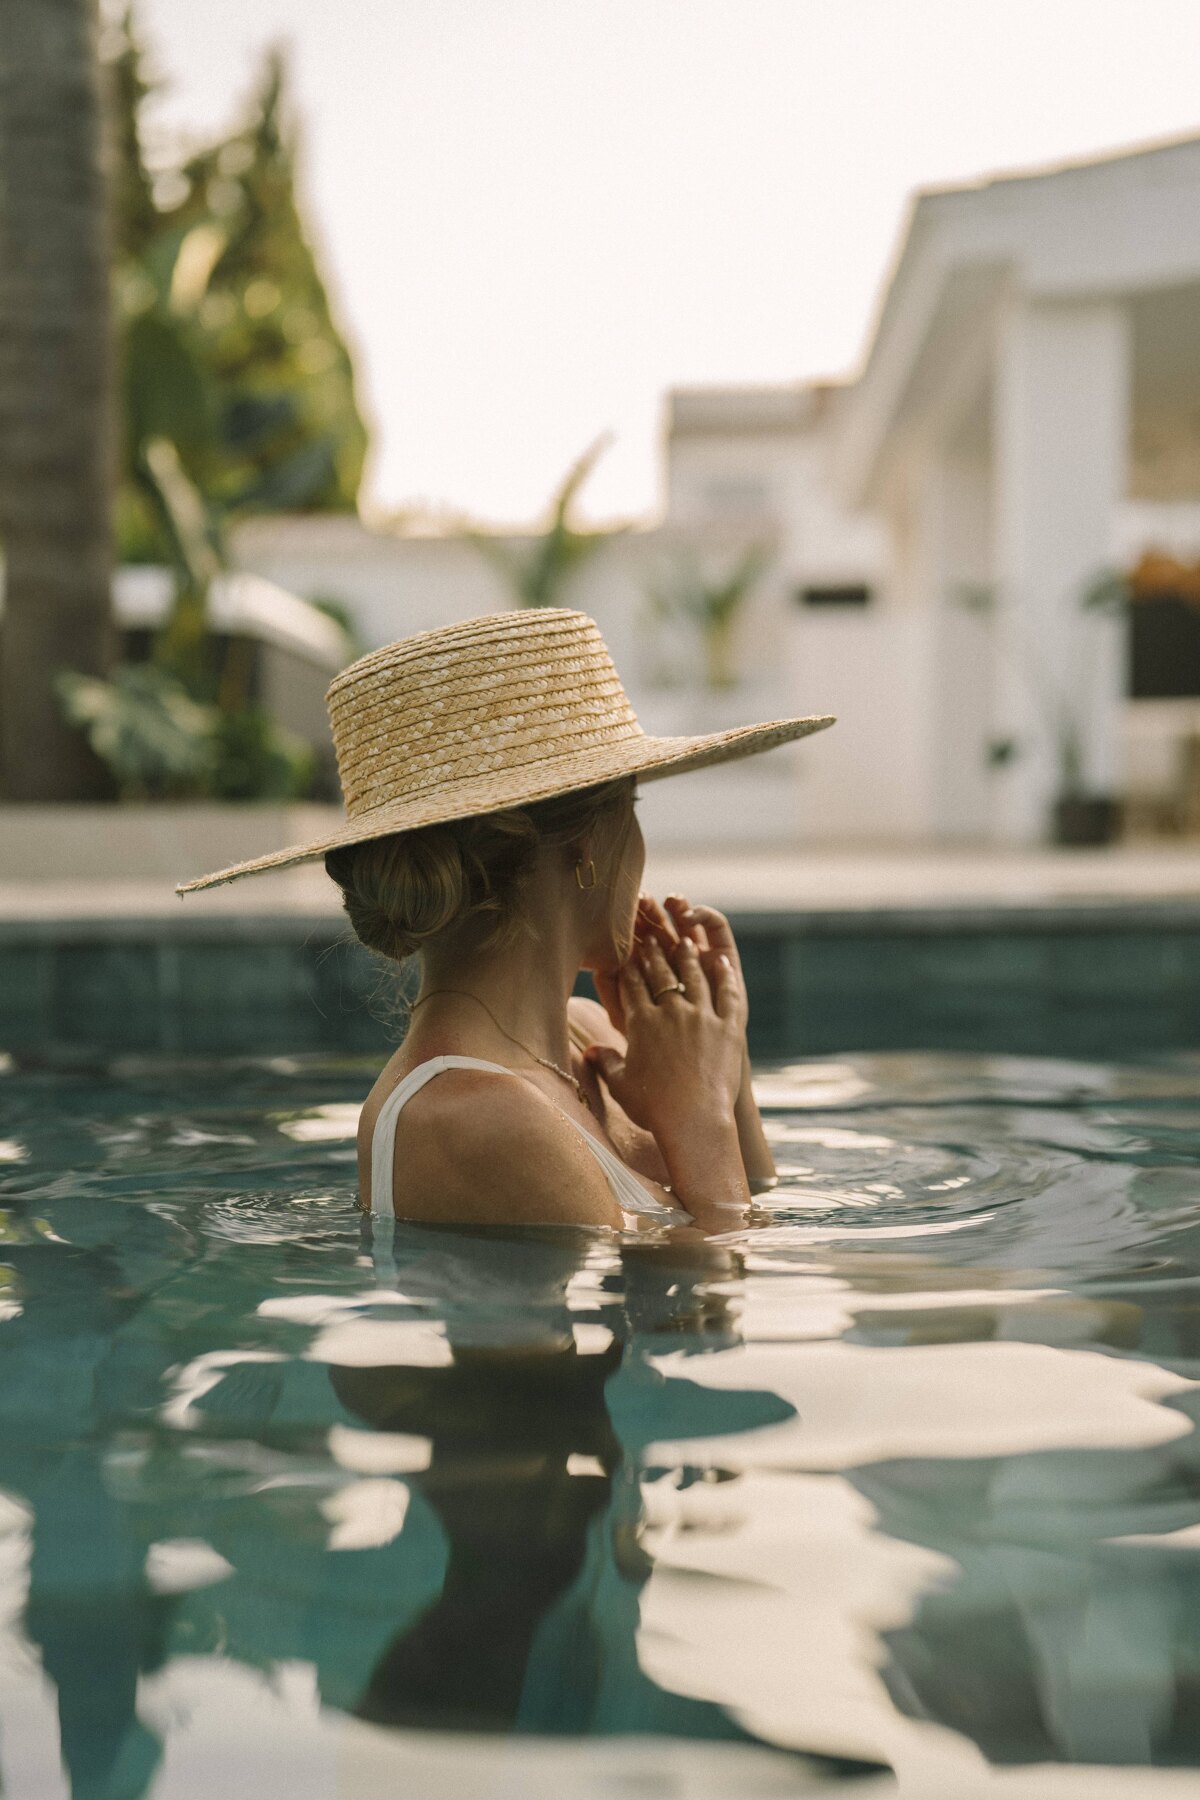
[958,570,1130,847]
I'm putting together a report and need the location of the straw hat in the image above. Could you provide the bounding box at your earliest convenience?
[176,607,835,893]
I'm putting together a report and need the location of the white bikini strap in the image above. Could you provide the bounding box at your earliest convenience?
[370,1055,515,1216]
[370,1052,674,1219]
[551,1109,669,1214]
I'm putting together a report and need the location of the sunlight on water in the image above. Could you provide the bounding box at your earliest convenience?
[2,1050,1200,1795]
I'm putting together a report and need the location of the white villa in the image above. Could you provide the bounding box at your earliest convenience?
[235,133,1200,847]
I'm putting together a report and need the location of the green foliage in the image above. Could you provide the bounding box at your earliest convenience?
[951,581,996,617]
[135,437,222,691]
[469,436,610,608]
[62,9,356,805]
[1081,569,1132,613]
[54,663,315,803]
[648,543,771,632]
[106,12,368,567]
[307,594,364,660]
[646,543,770,689]
[55,664,217,800]
[207,703,314,801]
[105,6,158,260]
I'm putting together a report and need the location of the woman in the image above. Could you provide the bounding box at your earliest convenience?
[178,608,834,1234]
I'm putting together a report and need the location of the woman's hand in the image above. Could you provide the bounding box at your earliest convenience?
[583,935,746,1152]
[586,935,752,1228]
[595,892,750,1043]
[593,894,670,1035]
[637,892,776,1193]
[662,895,747,1003]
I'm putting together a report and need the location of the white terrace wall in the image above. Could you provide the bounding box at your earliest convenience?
[664,387,917,841]
[235,139,1200,848]
[833,138,1200,844]
[233,458,906,848]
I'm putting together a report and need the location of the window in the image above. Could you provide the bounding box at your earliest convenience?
[1129,595,1200,698]
[796,584,872,609]
[704,479,770,516]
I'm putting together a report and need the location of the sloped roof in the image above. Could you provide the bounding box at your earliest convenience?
[834,133,1200,503]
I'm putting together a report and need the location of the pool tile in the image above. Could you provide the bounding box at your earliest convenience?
[0,944,53,1050]
[2,915,1200,1060]
[52,943,162,1049]
[307,938,402,1053]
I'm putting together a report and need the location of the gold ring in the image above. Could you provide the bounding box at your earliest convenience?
[651,981,686,1002]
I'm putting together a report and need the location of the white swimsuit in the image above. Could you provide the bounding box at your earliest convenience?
[369,1054,686,1226]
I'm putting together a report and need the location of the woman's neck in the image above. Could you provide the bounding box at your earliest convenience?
[414,911,584,1072]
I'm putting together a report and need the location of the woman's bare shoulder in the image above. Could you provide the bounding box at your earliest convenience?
[371,1064,624,1229]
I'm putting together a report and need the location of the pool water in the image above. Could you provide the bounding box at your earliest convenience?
[2,1049,1200,1798]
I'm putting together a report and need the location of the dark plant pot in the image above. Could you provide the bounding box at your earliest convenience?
[1052,794,1121,847]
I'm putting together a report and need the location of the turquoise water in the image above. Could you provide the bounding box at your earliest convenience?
[2,1048,1200,1797]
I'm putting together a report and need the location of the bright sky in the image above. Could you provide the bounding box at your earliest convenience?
[136,0,1200,527]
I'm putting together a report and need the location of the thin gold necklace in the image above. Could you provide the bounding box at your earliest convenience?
[409,988,595,1115]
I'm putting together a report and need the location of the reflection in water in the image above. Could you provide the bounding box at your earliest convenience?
[868,1434,1200,1768]
[1,1051,1199,1793]
[328,1228,795,1742]
[0,1210,182,1798]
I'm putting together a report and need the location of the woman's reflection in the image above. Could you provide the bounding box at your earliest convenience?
[1,1201,879,1782]
[335,1327,623,1731]
[0,1204,185,1800]
[329,1218,803,1745]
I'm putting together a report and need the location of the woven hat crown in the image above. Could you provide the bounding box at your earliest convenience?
[177,605,834,892]
[327,609,640,819]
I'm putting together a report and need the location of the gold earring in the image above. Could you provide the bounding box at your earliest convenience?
[574,857,597,890]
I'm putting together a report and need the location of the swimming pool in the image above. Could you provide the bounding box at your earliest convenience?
[2,1046,1199,1797]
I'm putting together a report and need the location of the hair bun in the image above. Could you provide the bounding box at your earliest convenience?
[324,777,634,965]
[326,826,473,960]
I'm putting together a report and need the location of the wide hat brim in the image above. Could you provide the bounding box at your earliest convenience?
[176,712,834,894]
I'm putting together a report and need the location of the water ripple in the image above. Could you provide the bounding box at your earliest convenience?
[3,1048,1200,1787]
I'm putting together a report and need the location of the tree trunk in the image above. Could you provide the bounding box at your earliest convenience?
[0,0,115,800]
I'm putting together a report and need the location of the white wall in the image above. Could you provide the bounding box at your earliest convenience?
[659,398,900,839]
[1115,500,1200,563]
[990,297,1130,839]
[827,139,1200,842]
[666,408,886,583]
[233,404,902,847]
[232,516,509,648]
[786,596,931,841]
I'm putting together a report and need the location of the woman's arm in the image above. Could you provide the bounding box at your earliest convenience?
[568,996,673,1185]
[732,1040,777,1191]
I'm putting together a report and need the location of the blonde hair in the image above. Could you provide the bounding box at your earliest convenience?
[325,776,636,964]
